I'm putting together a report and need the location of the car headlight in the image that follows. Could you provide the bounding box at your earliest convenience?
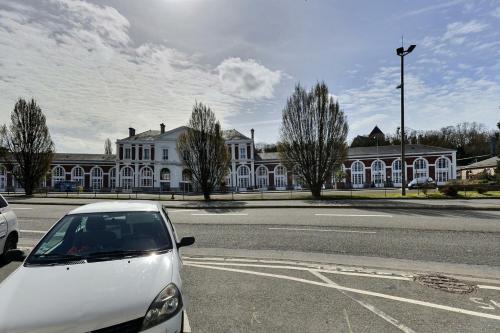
[142,283,182,330]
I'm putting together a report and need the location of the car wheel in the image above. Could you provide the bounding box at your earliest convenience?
[0,233,18,264]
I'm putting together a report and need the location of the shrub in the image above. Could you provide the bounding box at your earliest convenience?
[439,185,458,197]
[476,187,488,195]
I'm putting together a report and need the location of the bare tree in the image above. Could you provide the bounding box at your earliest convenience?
[104,138,113,155]
[177,102,230,200]
[279,83,348,199]
[1,98,54,195]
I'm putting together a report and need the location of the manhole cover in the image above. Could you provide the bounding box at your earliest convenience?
[414,274,477,294]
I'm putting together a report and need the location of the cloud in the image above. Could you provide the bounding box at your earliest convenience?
[217,57,281,99]
[0,0,283,153]
[400,0,466,17]
[443,20,488,41]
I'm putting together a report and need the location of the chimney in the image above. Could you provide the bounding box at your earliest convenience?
[129,127,135,137]
[490,136,497,157]
[251,128,254,141]
[160,123,165,134]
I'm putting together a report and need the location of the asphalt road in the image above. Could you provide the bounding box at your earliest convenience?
[3,203,500,332]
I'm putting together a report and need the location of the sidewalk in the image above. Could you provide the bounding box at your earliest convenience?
[5,195,500,210]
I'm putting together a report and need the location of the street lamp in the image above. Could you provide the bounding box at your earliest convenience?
[396,44,416,196]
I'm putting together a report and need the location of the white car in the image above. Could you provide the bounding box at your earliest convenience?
[0,201,194,333]
[0,194,19,262]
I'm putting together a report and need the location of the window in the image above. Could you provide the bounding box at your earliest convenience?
[351,161,364,188]
[120,166,134,190]
[71,166,84,186]
[162,148,168,161]
[125,148,131,159]
[90,167,103,190]
[392,160,402,184]
[237,165,250,189]
[160,168,170,181]
[0,166,5,191]
[52,166,66,187]
[239,147,246,160]
[414,158,428,179]
[109,167,116,189]
[435,157,450,184]
[27,212,173,265]
[143,148,150,160]
[182,169,192,182]
[371,160,385,187]
[140,167,153,187]
[274,165,287,189]
[256,166,268,188]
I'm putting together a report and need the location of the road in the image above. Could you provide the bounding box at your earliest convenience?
[2,203,500,332]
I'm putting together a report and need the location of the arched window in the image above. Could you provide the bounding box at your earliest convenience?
[351,161,365,188]
[274,165,287,189]
[371,160,386,187]
[160,168,171,182]
[237,165,250,189]
[256,166,268,189]
[0,165,6,191]
[71,166,84,186]
[109,167,116,189]
[391,160,402,185]
[140,167,153,187]
[413,158,428,179]
[52,166,66,187]
[182,169,192,182]
[90,167,103,190]
[120,166,134,190]
[435,157,451,184]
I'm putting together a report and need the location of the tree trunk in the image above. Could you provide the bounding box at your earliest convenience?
[24,183,33,196]
[203,192,211,201]
[310,185,322,199]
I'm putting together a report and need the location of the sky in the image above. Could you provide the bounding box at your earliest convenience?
[0,0,499,153]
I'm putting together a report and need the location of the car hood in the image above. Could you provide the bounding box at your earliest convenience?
[0,252,175,333]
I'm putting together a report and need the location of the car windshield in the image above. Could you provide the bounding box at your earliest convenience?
[26,211,172,265]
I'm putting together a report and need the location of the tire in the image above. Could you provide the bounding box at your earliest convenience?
[0,233,18,264]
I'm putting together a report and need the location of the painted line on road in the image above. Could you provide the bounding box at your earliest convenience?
[20,229,46,234]
[183,311,192,333]
[477,284,500,291]
[184,261,410,281]
[191,213,248,216]
[268,227,376,234]
[185,263,500,321]
[315,213,393,218]
[168,209,199,213]
[310,270,416,333]
[11,207,33,210]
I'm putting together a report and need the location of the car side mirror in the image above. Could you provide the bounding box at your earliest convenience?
[177,236,195,248]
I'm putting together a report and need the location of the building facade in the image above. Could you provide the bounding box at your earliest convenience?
[0,124,457,192]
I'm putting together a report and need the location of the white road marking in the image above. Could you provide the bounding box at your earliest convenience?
[315,213,393,218]
[343,309,354,333]
[168,209,199,213]
[268,227,376,234]
[183,261,409,281]
[310,270,416,333]
[185,263,500,321]
[11,207,33,210]
[20,229,46,234]
[183,311,192,333]
[478,285,500,291]
[191,213,248,216]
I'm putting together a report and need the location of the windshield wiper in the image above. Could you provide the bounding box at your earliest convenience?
[87,249,153,258]
[30,253,84,264]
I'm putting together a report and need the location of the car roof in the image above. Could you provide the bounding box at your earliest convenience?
[68,201,162,215]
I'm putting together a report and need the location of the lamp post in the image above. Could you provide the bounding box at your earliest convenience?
[396,44,416,196]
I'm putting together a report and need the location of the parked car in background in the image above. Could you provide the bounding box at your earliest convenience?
[0,194,19,263]
[0,201,195,332]
[408,177,436,189]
